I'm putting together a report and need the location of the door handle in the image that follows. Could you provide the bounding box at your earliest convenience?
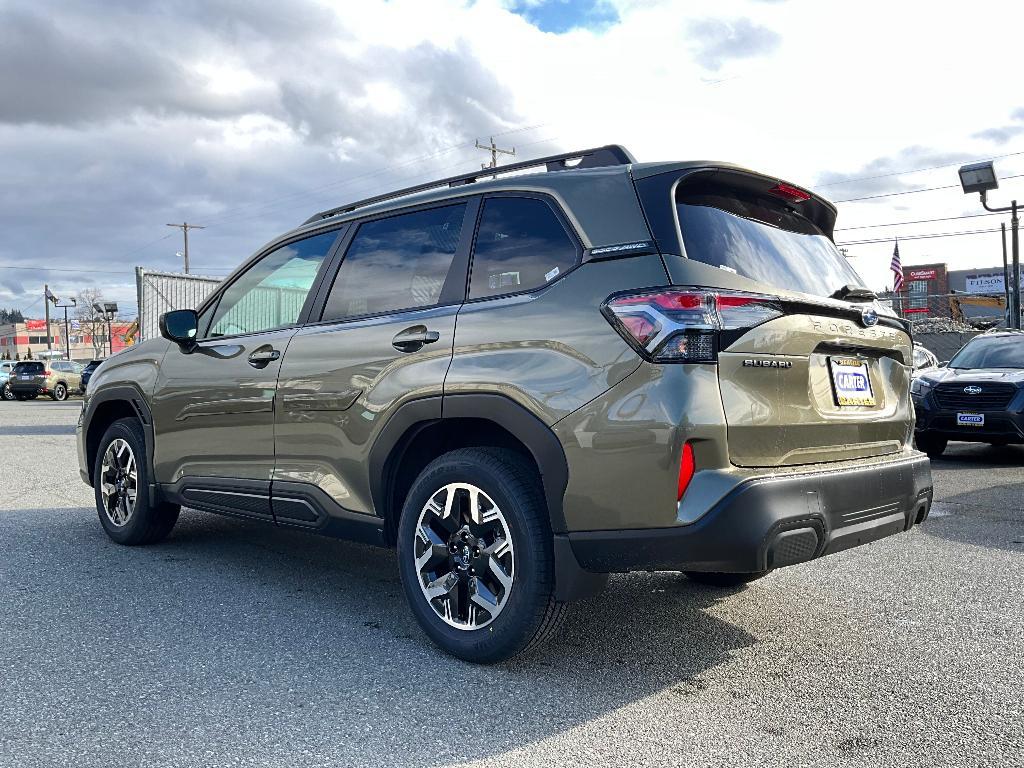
[247,348,281,368]
[392,326,440,352]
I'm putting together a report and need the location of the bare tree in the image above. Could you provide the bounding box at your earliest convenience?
[75,289,109,358]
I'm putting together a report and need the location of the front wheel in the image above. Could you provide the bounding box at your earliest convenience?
[93,417,180,545]
[51,382,68,401]
[915,432,947,458]
[397,447,567,664]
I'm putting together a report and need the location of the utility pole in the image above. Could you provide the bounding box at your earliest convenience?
[475,137,515,174]
[165,222,205,274]
[43,284,53,354]
[53,296,76,360]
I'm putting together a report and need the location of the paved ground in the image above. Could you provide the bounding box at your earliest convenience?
[0,400,1021,768]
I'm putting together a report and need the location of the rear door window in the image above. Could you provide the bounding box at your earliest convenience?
[676,188,865,299]
[321,203,467,321]
[468,197,579,300]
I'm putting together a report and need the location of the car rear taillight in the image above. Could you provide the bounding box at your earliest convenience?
[602,288,784,363]
[768,182,811,203]
[43,369,52,377]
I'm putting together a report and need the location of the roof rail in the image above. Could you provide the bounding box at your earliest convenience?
[303,144,636,224]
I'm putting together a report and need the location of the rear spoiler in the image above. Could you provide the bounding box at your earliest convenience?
[633,165,838,254]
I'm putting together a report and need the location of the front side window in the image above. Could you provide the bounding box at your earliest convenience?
[207,229,339,338]
[469,197,578,300]
[322,203,466,321]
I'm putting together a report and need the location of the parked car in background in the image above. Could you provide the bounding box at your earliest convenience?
[77,144,933,663]
[912,343,939,374]
[79,359,104,394]
[7,359,83,401]
[912,331,1024,456]
[0,360,18,401]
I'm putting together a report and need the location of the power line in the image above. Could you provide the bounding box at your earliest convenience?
[834,172,1024,203]
[837,227,1003,247]
[817,148,1024,188]
[835,210,1003,231]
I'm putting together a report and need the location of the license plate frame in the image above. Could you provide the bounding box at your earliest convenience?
[828,356,876,407]
[957,412,985,427]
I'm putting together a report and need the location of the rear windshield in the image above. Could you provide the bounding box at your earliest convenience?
[676,190,865,298]
[949,335,1024,369]
[15,362,44,373]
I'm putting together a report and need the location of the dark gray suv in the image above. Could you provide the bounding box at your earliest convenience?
[78,145,933,662]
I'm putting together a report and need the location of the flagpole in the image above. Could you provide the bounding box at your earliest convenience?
[43,284,52,355]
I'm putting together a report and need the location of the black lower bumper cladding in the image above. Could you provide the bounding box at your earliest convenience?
[565,454,933,575]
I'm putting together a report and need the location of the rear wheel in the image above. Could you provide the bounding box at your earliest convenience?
[685,571,769,588]
[93,417,180,545]
[915,432,947,458]
[397,447,567,663]
[1,384,14,401]
[51,382,68,401]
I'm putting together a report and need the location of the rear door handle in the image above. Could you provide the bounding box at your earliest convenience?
[392,326,440,352]
[247,348,281,368]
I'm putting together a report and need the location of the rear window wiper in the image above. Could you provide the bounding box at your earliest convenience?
[829,284,877,302]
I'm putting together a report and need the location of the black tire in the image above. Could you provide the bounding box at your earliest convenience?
[915,432,947,458]
[397,447,567,664]
[1,384,14,401]
[93,417,180,545]
[684,570,770,588]
[51,382,68,401]
[14,393,27,401]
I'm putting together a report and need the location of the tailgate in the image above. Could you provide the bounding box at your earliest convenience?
[719,312,912,467]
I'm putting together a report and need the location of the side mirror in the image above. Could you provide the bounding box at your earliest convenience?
[159,309,199,349]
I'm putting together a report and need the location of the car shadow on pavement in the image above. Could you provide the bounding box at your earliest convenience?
[1,506,758,766]
[920,482,1024,553]
[929,443,1024,469]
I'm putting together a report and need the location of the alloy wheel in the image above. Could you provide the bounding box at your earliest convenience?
[99,438,138,527]
[413,482,515,630]
[53,383,67,401]
[1,384,13,401]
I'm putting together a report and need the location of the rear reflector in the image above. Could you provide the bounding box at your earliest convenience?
[768,183,811,203]
[602,288,783,363]
[677,442,695,501]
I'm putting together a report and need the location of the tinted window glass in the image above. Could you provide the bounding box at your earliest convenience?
[208,230,338,337]
[469,198,578,300]
[676,189,865,299]
[322,204,466,320]
[16,362,44,373]
[949,335,1024,369]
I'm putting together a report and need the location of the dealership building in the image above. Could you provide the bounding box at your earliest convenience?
[893,262,1017,320]
[0,320,135,361]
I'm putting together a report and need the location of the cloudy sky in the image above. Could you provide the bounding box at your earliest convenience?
[2,0,1023,319]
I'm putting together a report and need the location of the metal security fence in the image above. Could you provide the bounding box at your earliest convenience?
[135,269,221,341]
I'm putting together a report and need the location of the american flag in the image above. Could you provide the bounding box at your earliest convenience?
[890,238,903,292]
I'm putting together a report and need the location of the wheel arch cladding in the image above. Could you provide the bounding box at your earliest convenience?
[84,387,153,486]
[370,394,570,545]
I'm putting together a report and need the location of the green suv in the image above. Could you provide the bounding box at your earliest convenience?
[77,145,933,662]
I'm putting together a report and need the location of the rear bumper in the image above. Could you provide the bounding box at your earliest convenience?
[563,453,933,575]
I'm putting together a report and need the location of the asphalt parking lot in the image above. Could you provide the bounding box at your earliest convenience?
[0,401,1021,768]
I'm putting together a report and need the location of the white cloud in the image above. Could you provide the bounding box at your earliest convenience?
[1,0,1023,316]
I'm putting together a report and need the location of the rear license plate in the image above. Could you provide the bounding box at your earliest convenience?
[957,412,985,427]
[828,357,875,406]
[19,375,33,380]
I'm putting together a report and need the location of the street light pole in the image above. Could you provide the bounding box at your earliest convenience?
[982,193,1020,329]
[54,298,77,360]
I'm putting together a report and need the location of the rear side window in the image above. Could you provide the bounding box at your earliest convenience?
[322,203,466,320]
[676,187,865,299]
[469,197,578,300]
